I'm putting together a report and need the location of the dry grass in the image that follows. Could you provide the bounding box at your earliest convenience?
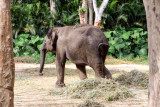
[115,70,149,89]
[50,78,133,101]
[15,68,148,106]
[77,100,105,107]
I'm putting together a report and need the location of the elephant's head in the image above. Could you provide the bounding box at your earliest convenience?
[39,27,58,75]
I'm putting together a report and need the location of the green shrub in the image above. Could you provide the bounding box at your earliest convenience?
[102,0,146,30]
[12,0,147,60]
[104,28,148,58]
[13,34,44,57]
[11,0,53,38]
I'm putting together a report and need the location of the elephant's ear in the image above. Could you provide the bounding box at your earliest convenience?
[47,27,53,39]
[51,30,58,48]
[98,43,109,58]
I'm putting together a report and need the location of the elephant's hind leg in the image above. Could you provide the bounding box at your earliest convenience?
[76,64,87,80]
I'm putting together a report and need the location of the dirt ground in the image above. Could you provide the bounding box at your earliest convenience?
[14,63,148,107]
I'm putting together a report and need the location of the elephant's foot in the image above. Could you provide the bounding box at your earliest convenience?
[39,72,43,76]
[80,76,87,80]
[55,81,66,88]
[105,73,112,79]
[104,67,112,79]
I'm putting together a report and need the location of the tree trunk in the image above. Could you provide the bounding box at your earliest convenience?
[88,0,93,25]
[0,0,15,107]
[83,0,88,24]
[143,0,160,106]
[79,0,88,24]
[50,0,56,18]
[79,9,85,24]
[93,0,109,28]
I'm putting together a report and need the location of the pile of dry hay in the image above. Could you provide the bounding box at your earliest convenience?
[77,100,104,107]
[50,78,133,101]
[115,70,148,88]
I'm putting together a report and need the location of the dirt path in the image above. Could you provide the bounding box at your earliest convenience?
[14,63,148,107]
[15,63,149,72]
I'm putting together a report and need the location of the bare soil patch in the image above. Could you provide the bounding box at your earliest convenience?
[106,57,129,64]
[14,56,36,63]
[14,56,148,65]
[14,68,148,107]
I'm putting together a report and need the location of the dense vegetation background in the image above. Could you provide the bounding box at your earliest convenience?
[11,0,147,63]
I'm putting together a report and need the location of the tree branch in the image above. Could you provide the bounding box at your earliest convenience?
[93,0,98,15]
[99,0,109,16]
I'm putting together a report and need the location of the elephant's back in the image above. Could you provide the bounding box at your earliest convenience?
[65,25,108,49]
[64,25,108,64]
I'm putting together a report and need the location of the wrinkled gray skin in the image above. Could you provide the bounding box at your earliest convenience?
[39,24,112,87]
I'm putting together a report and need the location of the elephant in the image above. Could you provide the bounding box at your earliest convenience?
[38,24,112,87]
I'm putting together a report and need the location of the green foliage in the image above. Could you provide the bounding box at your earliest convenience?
[78,7,86,13]
[11,0,53,38]
[53,0,80,26]
[104,28,148,58]
[102,0,146,30]
[13,34,44,57]
[13,33,56,64]
[11,0,80,37]
[12,0,147,59]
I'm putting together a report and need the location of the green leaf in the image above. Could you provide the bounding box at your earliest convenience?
[36,2,40,12]
[126,53,134,59]
[109,40,116,45]
[15,41,24,46]
[104,31,112,38]
[131,28,143,31]
[109,46,115,53]
[37,44,43,51]
[18,34,29,40]
[138,48,147,56]
[110,0,119,11]
[27,25,36,35]
[131,32,139,38]
[30,36,39,44]
[121,32,130,40]
[115,43,125,51]
[23,52,30,56]
[117,14,128,23]
[125,42,131,46]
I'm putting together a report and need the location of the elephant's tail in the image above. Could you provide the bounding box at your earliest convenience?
[98,43,109,58]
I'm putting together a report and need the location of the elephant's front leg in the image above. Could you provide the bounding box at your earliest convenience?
[76,64,87,80]
[55,54,66,87]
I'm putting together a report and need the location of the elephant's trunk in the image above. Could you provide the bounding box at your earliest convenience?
[39,44,46,76]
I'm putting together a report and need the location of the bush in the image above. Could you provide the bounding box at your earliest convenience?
[102,0,146,30]
[104,28,148,58]
[11,0,53,38]
[13,34,56,64]
[12,0,147,60]
[13,34,44,56]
